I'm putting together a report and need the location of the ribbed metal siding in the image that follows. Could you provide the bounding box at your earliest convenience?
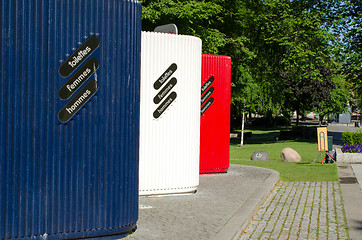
[139,32,202,195]
[0,0,141,239]
[200,54,231,174]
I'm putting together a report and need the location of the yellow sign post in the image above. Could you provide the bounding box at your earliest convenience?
[313,127,335,164]
[317,127,328,152]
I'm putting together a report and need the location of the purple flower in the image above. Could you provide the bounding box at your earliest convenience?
[342,143,362,153]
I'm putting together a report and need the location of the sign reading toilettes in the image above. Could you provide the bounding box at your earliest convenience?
[200,54,232,174]
[139,32,202,195]
[0,1,141,239]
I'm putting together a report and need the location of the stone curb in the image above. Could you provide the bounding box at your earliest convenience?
[336,148,362,164]
[338,163,362,240]
[212,166,280,240]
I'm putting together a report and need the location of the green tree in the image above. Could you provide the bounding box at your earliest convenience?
[140,0,353,127]
[342,0,361,98]
[262,0,338,125]
[141,0,226,54]
[316,71,352,125]
[141,0,264,126]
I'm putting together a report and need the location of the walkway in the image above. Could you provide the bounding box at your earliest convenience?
[239,124,362,240]
[239,181,349,240]
[123,124,362,240]
[125,165,279,240]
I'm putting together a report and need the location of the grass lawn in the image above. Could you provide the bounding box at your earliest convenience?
[230,128,339,182]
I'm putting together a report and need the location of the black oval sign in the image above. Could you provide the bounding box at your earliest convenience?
[201,97,214,116]
[153,92,177,119]
[58,80,99,123]
[201,86,214,106]
[58,58,99,100]
[154,77,177,104]
[201,76,215,95]
[59,36,99,78]
[154,63,177,90]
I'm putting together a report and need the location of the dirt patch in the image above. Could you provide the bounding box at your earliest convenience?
[338,165,349,169]
[339,177,358,184]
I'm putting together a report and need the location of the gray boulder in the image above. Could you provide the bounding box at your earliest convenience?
[251,151,270,161]
[281,147,302,162]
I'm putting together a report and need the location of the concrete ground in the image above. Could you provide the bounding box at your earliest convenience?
[338,164,362,240]
[329,124,362,240]
[122,124,362,240]
[125,165,279,240]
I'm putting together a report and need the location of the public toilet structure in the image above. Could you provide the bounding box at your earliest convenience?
[139,31,202,195]
[200,54,231,174]
[0,0,141,239]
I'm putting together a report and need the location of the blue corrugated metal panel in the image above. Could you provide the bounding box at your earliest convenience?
[0,0,141,239]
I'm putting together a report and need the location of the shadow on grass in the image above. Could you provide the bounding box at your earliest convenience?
[231,126,319,145]
[230,138,276,145]
[231,137,317,145]
[296,162,330,166]
[231,126,291,132]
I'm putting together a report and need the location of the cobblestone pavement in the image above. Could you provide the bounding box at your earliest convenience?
[125,165,279,240]
[239,181,349,240]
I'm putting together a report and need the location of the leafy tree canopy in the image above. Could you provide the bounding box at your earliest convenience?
[140,0,356,126]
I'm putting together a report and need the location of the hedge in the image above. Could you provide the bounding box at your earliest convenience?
[341,132,362,146]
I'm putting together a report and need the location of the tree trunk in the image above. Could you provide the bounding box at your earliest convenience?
[319,114,324,126]
[240,98,246,147]
[296,110,300,126]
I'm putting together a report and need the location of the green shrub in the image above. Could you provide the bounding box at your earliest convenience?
[275,116,290,126]
[251,116,290,127]
[341,132,362,145]
[279,126,316,140]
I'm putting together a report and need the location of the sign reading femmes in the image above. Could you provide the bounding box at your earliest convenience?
[153,92,177,119]
[58,80,99,123]
[201,76,215,116]
[58,58,99,100]
[57,35,100,123]
[153,77,177,104]
[201,97,214,116]
[153,63,178,119]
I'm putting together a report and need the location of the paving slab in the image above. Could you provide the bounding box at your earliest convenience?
[351,164,362,191]
[119,124,360,240]
[124,164,279,240]
[329,124,362,240]
[239,181,349,240]
[338,163,362,240]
